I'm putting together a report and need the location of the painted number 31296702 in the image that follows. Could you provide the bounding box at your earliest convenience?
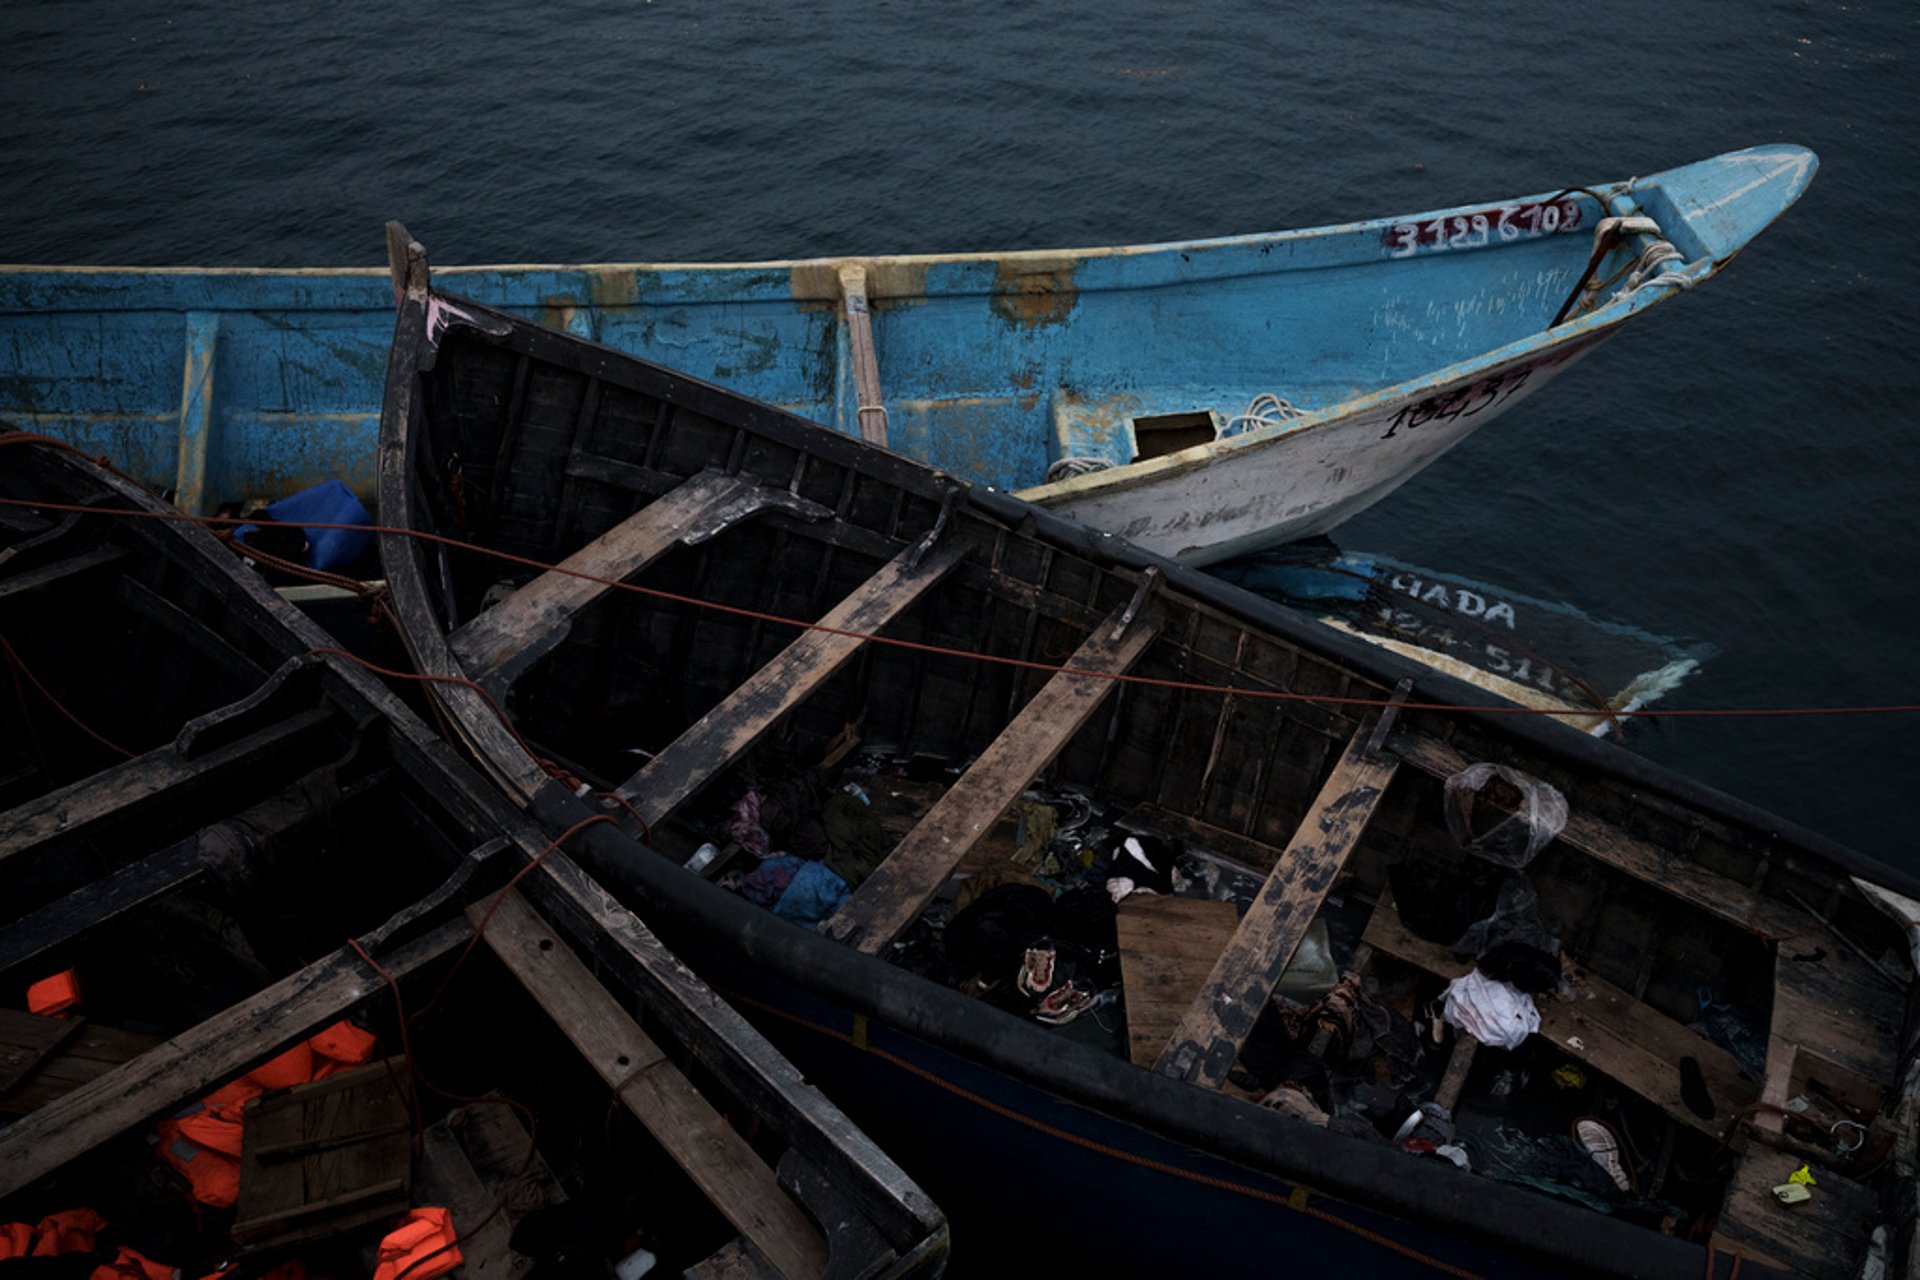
[1384,198,1583,259]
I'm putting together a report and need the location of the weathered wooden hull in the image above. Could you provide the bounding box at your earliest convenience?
[374,236,1914,1279]
[0,439,947,1278]
[2,146,1813,561]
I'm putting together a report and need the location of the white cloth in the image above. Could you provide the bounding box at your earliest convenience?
[1441,969,1539,1050]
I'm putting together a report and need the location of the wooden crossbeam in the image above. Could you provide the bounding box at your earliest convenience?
[1390,730,1808,941]
[825,606,1161,954]
[616,537,970,826]
[448,471,823,690]
[1361,899,1758,1136]
[1156,716,1400,1087]
[0,918,470,1196]
[473,890,829,1280]
[0,708,333,864]
[0,545,127,600]
[839,265,888,446]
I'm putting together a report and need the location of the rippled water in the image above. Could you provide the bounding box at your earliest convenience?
[4,0,1916,868]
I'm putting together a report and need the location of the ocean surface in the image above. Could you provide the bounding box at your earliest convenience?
[4,0,1914,856]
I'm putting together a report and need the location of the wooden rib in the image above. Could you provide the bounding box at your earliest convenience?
[0,545,126,600]
[473,890,828,1280]
[616,538,970,825]
[0,708,333,863]
[1362,900,1758,1136]
[839,265,888,446]
[1156,720,1399,1087]
[0,918,470,1196]
[826,607,1162,954]
[1390,730,1808,941]
[447,470,755,686]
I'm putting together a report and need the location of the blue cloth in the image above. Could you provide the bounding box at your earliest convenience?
[234,479,372,571]
[741,855,802,908]
[773,860,850,925]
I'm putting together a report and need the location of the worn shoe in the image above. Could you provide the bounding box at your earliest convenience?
[1572,1116,1634,1193]
[1035,981,1097,1025]
[1017,944,1056,997]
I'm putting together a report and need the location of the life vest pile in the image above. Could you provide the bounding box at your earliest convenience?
[154,1020,379,1208]
[0,1209,178,1280]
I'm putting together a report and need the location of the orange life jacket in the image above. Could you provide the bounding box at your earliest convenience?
[153,1119,241,1209]
[370,1208,461,1280]
[91,1245,179,1280]
[0,1221,36,1260]
[27,969,82,1017]
[32,1207,108,1255]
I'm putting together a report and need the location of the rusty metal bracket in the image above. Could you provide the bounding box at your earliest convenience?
[1366,678,1415,758]
[1112,567,1163,640]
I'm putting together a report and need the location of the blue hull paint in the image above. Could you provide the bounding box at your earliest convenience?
[0,146,1812,559]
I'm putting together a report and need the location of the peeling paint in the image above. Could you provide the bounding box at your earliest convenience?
[990,261,1077,329]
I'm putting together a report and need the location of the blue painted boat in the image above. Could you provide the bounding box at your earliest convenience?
[1,145,1812,562]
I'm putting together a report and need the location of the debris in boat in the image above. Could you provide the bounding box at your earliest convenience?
[1572,1116,1635,1193]
[1441,970,1540,1050]
[26,970,81,1017]
[233,478,374,572]
[372,1207,463,1280]
[1443,763,1568,869]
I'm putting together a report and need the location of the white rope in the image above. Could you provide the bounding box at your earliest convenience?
[1610,239,1690,303]
[1223,392,1305,437]
[1045,456,1114,483]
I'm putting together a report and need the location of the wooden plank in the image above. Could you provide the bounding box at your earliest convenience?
[0,1023,164,1115]
[449,471,787,686]
[825,609,1162,954]
[1390,731,1808,941]
[1770,942,1901,1101]
[1433,1034,1480,1112]
[1113,896,1241,1068]
[839,265,888,446]
[0,708,331,863]
[0,1011,84,1095]
[1362,902,1758,1137]
[615,537,970,825]
[1156,722,1398,1087]
[1713,1146,1877,1280]
[417,1105,567,1280]
[0,544,126,601]
[471,891,828,1280]
[0,918,468,1196]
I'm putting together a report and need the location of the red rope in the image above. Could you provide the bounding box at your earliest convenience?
[3,492,1918,721]
[0,627,134,759]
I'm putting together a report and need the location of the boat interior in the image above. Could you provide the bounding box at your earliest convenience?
[384,292,1920,1279]
[0,441,945,1280]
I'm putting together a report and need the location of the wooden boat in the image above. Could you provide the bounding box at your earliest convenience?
[375,233,1919,1280]
[1,146,1813,563]
[0,437,947,1278]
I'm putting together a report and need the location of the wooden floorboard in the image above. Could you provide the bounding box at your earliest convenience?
[473,890,828,1280]
[1155,722,1398,1087]
[1714,1145,1876,1280]
[1114,896,1242,1069]
[616,537,970,825]
[824,608,1161,954]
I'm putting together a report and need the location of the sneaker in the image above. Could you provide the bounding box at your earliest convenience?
[1017,945,1056,997]
[1035,981,1096,1025]
[1572,1116,1634,1193]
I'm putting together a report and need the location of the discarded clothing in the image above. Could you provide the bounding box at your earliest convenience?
[821,790,889,888]
[1441,969,1539,1050]
[1478,940,1563,994]
[1104,834,1179,903]
[740,855,802,907]
[724,791,773,857]
[771,860,850,926]
[1011,800,1059,866]
[946,884,1055,986]
[1387,860,1501,948]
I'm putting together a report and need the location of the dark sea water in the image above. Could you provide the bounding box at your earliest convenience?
[3,0,1915,857]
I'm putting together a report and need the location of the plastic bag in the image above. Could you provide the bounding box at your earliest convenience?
[1443,764,1568,868]
[1441,969,1540,1050]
